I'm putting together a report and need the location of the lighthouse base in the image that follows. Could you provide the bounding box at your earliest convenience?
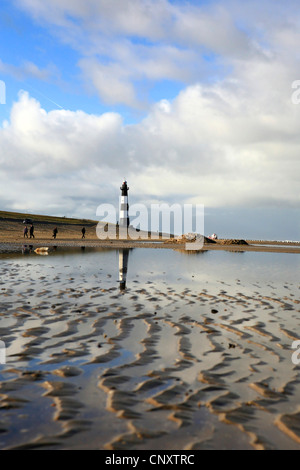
[117,225,129,240]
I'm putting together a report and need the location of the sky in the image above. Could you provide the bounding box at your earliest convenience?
[0,0,299,240]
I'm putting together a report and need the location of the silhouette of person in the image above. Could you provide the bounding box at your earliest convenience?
[81,227,86,239]
[23,226,28,238]
[29,224,35,239]
[52,227,58,239]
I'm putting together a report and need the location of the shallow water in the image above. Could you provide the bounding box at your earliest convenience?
[0,247,299,450]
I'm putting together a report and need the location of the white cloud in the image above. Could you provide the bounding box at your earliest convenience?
[1,91,124,176]
[1,76,300,218]
[79,59,139,108]
[14,0,262,107]
[1,0,297,239]
[15,0,173,38]
[0,59,54,81]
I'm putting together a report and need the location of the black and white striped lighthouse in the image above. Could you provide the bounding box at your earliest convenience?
[119,179,129,228]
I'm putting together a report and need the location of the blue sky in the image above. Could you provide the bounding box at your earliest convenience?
[0,0,121,118]
[0,0,299,240]
[0,0,232,120]
[0,0,204,121]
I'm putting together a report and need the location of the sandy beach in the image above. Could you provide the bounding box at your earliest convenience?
[2,0,300,455]
[0,214,300,450]
[0,214,299,254]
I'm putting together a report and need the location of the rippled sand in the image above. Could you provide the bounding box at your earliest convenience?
[0,251,300,450]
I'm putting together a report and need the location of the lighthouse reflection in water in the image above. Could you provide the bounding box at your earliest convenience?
[118,249,130,291]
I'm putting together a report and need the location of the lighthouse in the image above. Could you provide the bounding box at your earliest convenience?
[120,179,129,229]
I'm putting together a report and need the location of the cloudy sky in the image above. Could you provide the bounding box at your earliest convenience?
[0,0,299,239]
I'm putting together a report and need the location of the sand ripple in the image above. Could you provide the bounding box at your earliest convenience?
[0,257,299,450]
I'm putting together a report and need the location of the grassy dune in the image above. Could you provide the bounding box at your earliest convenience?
[0,210,97,226]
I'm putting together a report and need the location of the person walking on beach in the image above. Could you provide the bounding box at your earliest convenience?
[81,227,86,239]
[29,224,35,239]
[52,227,58,239]
[23,226,28,238]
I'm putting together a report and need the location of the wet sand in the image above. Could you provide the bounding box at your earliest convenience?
[3,240,300,254]
[0,248,299,450]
